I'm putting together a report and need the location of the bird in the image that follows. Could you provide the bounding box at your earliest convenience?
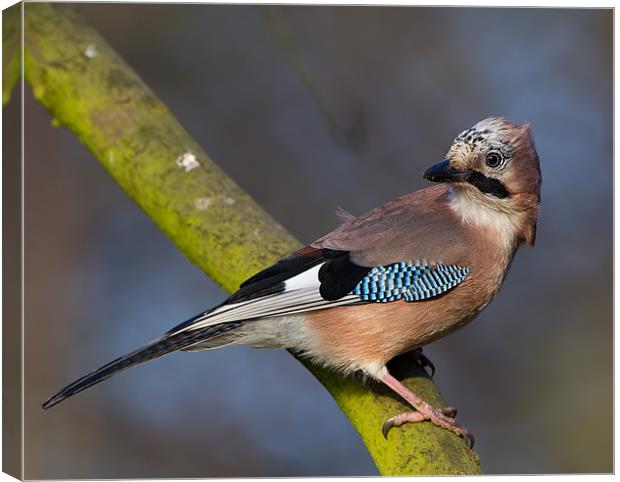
[43,117,541,448]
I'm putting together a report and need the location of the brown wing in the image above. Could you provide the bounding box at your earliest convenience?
[312,185,468,267]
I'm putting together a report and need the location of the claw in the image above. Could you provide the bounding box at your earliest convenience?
[441,406,457,418]
[420,355,435,377]
[382,419,394,439]
[382,411,427,440]
[409,348,435,377]
[463,431,475,449]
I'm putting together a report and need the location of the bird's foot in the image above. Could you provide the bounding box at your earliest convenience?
[382,406,474,448]
[406,347,435,377]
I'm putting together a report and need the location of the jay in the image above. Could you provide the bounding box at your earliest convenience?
[43,117,541,447]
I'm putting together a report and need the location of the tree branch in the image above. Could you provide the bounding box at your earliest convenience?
[23,4,480,475]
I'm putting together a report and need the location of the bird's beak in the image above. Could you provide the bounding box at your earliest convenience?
[423,160,473,183]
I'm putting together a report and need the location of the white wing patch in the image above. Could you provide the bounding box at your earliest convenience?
[177,264,358,333]
[284,264,321,291]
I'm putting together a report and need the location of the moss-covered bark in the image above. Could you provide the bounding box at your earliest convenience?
[22,3,480,474]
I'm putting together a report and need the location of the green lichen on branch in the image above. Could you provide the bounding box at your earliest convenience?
[3,3,21,106]
[23,3,480,475]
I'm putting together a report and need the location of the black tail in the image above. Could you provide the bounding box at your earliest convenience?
[42,322,242,409]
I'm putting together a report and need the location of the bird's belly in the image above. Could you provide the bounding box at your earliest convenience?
[238,279,493,377]
[239,315,320,351]
[302,293,485,376]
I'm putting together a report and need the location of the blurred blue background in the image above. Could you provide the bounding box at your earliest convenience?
[19,5,611,477]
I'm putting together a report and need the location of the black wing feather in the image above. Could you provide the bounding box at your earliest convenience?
[229,247,324,303]
[231,246,371,304]
[319,253,372,301]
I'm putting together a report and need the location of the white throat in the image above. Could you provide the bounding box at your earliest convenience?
[448,187,521,251]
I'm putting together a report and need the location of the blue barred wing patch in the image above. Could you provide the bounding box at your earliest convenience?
[351,262,470,303]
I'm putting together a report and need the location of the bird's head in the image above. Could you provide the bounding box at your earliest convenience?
[424,117,541,245]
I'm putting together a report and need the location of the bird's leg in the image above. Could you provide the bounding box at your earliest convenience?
[379,370,474,448]
[403,347,435,377]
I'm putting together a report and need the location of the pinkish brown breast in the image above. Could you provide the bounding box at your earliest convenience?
[304,216,515,375]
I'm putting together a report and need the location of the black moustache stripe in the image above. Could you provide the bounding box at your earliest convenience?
[466,171,510,199]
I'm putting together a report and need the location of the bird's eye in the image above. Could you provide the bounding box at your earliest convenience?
[485,152,503,168]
